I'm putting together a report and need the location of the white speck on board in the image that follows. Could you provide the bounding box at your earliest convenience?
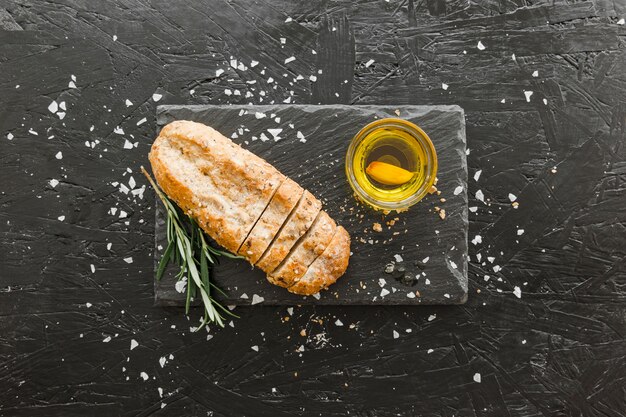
[159,357,166,368]
[297,131,306,143]
[617,18,624,25]
[428,314,436,322]
[90,264,95,273]
[137,117,147,126]
[140,372,149,381]
[442,83,449,90]
[123,257,133,264]
[524,90,533,102]
[365,59,375,67]
[284,56,296,64]
[472,235,482,245]
[152,93,162,102]
[517,229,525,236]
[475,190,484,202]
[49,179,59,188]
[251,345,259,352]
[130,339,139,350]
[175,279,186,293]
[393,330,399,339]
[335,319,343,326]
[86,302,92,308]
[474,170,482,181]
[473,373,482,383]
[532,70,539,77]
[477,41,486,50]
[103,336,112,343]
[57,215,65,221]
[216,69,224,77]
[513,286,522,298]
[55,151,63,160]
[255,112,266,119]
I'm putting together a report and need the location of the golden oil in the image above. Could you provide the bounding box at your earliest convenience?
[345,118,437,212]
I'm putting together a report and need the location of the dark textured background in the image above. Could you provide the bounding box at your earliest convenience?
[1,1,625,416]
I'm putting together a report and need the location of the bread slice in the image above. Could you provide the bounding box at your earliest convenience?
[149,121,284,253]
[238,178,304,264]
[255,190,321,272]
[267,211,336,288]
[288,226,351,295]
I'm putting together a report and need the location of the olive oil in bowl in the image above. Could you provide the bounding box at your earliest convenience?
[345,118,437,212]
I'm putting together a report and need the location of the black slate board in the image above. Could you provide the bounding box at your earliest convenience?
[154,105,467,305]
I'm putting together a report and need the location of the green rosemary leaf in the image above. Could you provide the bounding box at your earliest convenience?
[156,241,174,281]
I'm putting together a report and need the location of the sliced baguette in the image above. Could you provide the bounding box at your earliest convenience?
[268,211,336,288]
[150,120,351,296]
[288,226,351,295]
[238,178,304,264]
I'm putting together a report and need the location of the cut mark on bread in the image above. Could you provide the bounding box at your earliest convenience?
[255,190,307,267]
[268,210,323,275]
[287,226,339,290]
[236,178,285,254]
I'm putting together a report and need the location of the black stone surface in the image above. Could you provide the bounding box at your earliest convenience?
[154,105,467,306]
[1,1,625,416]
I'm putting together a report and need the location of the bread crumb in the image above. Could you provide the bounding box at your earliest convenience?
[439,209,446,220]
[394,109,400,116]
[512,201,519,209]
[299,329,306,336]
[415,290,421,297]
[372,222,382,232]
[434,177,439,185]
[434,206,440,212]
[429,185,438,194]
[440,198,446,203]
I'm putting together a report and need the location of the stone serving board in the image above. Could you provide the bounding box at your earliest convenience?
[153,105,467,305]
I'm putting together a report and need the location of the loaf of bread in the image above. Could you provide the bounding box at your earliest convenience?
[149,120,350,295]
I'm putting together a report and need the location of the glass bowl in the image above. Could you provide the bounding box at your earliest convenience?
[345,118,438,212]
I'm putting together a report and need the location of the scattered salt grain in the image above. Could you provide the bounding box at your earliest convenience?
[130,339,139,350]
[532,70,538,77]
[284,56,296,64]
[513,286,522,298]
[335,319,343,326]
[453,185,463,195]
[380,288,390,297]
[365,59,375,67]
[524,91,533,102]
[393,330,399,339]
[517,229,524,236]
[475,190,484,202]
[57,215,65,221]
[474,170,482,181]
[137,118,147,126]
[140,372,149,381]
[251,345,259,352]
[216,69,224,77]
[125,99,133,107]
[309,75,317,82]
[49,179,59,188]
[48,101,58,113]
[297,131,306,143]
[159,357,166,368]
[123,257,133,264]
[90,264,95,273]
[442,83,448,90]
[477,41,486,50]
[251,294,264,305]
[86,302,92,308]
[473,373,481,383]
[394,254,403,262]
[55,151,63,160]
[152,93,162,102]
[103,336,112,343]
[428,314,436,322]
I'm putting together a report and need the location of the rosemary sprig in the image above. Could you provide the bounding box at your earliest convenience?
[141,166,240,330]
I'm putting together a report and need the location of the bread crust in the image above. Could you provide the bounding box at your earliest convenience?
[238,178,303,264]
[268,211,336,288]
[288,226,351,295]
